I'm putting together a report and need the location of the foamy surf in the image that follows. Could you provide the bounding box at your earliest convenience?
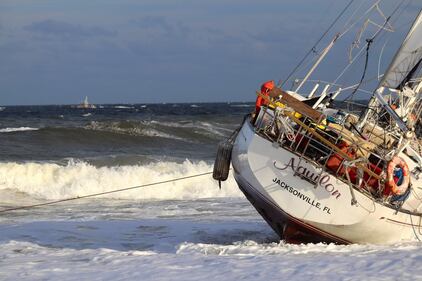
[0,236,421,281]
[176,240,421,256]
[0,160,241,200]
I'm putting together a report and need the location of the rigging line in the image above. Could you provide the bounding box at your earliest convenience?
[294,73,383,94]
[0,171,215,214]
[331,40,367,86]
[279,0,355,88]
[410,213,422,242]
[339,0,409,40]
[341,0,366,31]
[335,0,408,98]
[378,40,389,81]
[337,0,383,40]
[346,0,410,101]
[343,38,373,101]
[288,55,320,89]
[349,0,405,65]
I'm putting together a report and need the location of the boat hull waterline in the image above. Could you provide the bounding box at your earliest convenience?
[231,119,421,244]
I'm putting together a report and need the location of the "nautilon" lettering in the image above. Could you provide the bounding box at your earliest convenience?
[273,157,341,199]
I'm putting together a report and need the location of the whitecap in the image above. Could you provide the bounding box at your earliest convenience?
[114,106,134,109]
[0,127,39,133]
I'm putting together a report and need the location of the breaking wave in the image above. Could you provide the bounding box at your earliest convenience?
[0,160,241,200]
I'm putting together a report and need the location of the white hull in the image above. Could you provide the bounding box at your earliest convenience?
[232,119,422,244]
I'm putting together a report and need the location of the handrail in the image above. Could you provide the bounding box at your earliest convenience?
[256,91,382,180]
[287,113,381,180]
[257,90,324,122]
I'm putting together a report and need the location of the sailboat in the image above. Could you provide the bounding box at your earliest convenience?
[76,96,96,109]
[214,4,422,244]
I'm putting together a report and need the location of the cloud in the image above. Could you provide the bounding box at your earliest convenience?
[128,16,192,41]
[23,19,117,38]
[130,16,175,34]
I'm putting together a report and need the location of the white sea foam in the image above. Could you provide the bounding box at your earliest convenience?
[0,160,240,200]
[0,127,39,133]
[1,238,421,281]
[141,128,186,140]
[176,240,421,256]
[114,106,134,109]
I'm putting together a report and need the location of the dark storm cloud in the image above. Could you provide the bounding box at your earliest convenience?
[23,19,117,38]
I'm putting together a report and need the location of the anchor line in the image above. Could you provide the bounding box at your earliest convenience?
[409,213,422,242]
[0,171,215,214]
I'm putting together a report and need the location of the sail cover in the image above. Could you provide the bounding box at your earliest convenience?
[381,10,422,89]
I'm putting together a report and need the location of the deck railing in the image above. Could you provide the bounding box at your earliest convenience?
[254,105,388,199]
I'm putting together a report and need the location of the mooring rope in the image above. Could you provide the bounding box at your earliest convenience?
[0,171,215,214]
[409,213,422,242]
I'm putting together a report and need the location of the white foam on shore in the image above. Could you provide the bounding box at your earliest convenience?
[0,160,240,200]
[0,127,39,133]
[176,240,421,256]
[0,239,421,281]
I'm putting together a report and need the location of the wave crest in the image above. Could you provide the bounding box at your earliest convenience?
[0,160,240,200]
[0,127,39,133]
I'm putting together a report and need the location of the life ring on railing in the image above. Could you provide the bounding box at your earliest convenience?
[386,156,410,196]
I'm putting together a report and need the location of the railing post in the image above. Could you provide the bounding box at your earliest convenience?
[308,83,320,98]
[312,84,330,109]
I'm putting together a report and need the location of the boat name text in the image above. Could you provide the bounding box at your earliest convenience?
[273,157,341,199]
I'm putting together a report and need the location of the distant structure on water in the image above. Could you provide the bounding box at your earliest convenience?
[76,96,96,109]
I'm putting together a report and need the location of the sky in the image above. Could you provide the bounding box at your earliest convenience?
[0,0,419,105]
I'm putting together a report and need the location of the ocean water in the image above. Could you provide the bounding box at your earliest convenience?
[0,103,421,281]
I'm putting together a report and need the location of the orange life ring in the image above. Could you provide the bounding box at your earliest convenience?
[386,156,410,196]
